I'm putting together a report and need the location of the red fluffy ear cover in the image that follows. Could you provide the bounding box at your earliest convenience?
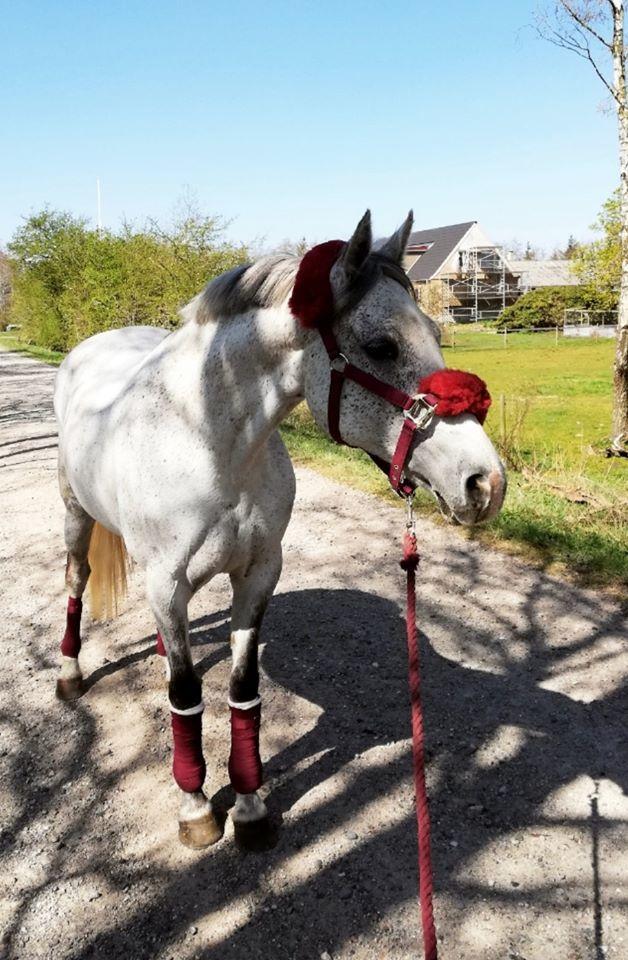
[419,369,491,424]
[288,240,345,329]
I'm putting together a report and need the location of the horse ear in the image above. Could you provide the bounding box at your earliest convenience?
[379,210,414,264]
[340,210,372,278]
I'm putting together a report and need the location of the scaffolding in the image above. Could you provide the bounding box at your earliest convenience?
[437,246,520,324]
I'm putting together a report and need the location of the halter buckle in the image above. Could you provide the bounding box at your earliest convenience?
[330,353,348,373]
[404,395,436,431]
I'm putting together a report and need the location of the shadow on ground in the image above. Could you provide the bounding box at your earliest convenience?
[1,574,626,959]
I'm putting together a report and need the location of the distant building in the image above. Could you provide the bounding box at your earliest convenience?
[507,259,579,292]
[404,220,579,322]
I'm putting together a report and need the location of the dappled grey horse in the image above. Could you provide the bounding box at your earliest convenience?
[53,211,505,849]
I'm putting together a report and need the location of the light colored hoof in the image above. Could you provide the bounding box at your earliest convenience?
[55,676,85,701]
[178,811,223,849]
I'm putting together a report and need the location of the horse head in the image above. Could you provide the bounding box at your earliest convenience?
[298,211,506,525]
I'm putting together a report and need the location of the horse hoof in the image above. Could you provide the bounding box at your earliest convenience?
[55,676,85,701]
[233,815,279,852]
[179,811,223,850]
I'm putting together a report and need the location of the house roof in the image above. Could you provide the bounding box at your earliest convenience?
[406,221,475,282]
[508,259,579,288]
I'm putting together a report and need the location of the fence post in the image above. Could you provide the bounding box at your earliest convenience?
[555,324,559,346]
[452,325,456,349]
[503,327,508,348]
[499,393,506,442]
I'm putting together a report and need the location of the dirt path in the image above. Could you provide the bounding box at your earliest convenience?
[0,348,626,960]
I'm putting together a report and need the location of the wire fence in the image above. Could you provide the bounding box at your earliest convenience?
[441,324,618,351]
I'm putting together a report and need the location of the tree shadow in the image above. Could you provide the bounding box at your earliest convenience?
[3,576,626,960]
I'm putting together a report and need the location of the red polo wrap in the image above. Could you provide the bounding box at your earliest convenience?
[418,369,491,424]
[171,710,206,793]
[228,703,262,794]
[61,596,82,658]
[156,631,166,657]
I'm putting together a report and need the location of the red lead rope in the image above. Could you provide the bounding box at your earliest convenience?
[400,521,438,960]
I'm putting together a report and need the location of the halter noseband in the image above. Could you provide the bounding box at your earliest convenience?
[289,240,491,498]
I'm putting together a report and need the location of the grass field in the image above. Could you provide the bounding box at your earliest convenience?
[2,328,626,589]
[0,332,65,366]
[282,330,627,590]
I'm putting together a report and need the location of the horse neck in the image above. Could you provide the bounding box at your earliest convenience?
[188,303,305,467]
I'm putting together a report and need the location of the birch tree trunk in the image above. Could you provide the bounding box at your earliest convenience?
[612,0,628,444]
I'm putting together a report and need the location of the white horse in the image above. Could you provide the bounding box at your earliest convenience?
[53,211,505,849]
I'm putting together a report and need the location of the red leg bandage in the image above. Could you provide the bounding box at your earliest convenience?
[156,631,166,657]
[171,707,206,793]
[228,701,262,794]
[60,596,82,658]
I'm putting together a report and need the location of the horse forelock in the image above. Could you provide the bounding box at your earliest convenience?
[187,248,415,326]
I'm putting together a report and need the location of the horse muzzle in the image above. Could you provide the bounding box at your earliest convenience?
[427,465,506,526]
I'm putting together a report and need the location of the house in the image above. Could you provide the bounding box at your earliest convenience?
[506,259,579,292]
[404,220,579,322]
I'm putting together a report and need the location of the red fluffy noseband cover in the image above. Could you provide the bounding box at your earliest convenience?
[419,369,491,424]
[289,239,345,328]
[228,703,263,794]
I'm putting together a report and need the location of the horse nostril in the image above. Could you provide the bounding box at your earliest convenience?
[465,472,491,508]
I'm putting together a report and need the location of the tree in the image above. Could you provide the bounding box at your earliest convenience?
[539,1,628,453]
[564,233,581,258]
[573,190,621,306]
[269,237,311,256]
[7,204,248,351]
[505,239,544,259]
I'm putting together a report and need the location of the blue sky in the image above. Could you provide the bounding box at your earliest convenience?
[1,0,619,251]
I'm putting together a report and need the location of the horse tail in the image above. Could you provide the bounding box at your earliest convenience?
[87,522,131,620]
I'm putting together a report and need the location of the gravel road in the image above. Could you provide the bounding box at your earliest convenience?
[0,348,626,960]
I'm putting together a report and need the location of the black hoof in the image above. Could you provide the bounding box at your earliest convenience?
[55,676,85,702]
[233,815,279,852]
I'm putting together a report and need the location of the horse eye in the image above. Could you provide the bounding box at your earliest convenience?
[363,337,399,362]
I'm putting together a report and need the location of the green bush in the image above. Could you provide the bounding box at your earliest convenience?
[496,285,617,330]
[6,206,248,351]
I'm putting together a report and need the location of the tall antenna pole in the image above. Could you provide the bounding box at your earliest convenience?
[96,178,102,234]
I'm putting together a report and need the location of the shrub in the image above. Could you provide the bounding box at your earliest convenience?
[496,285,617,330]
[6,206,248,351]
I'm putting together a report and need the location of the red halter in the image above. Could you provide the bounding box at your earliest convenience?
[289,240,491,497]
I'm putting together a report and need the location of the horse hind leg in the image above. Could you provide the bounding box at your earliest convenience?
[56,479,94,702]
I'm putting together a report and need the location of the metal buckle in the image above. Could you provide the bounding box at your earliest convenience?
[403,394,436,430]
[405,493,415,531]
[330,353,348,373]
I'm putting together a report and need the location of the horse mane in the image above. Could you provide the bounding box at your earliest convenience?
[189,255,300,324]
[186,248,415,326]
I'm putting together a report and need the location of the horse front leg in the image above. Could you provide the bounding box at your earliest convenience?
[228,545,282,847]
[146,567,222,850]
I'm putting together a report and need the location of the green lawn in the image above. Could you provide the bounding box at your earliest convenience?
[2,328,625,589]
[0,331,64,365]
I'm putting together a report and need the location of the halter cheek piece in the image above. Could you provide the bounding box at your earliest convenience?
[289,240,492,497]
